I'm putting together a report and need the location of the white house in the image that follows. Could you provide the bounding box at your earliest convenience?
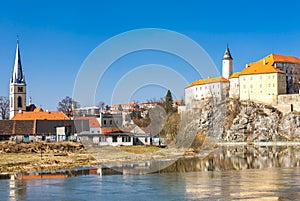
[185,76,230,106]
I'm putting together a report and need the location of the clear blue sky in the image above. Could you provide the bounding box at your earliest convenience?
[1,0,300,110]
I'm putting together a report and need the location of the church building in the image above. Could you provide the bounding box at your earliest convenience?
[9,39,26,119]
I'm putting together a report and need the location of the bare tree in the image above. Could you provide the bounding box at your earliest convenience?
[57,96,79,116]
[0,96,9,120]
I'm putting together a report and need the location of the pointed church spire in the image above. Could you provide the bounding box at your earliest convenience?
[223,44,233,60]
[11,38,26,84]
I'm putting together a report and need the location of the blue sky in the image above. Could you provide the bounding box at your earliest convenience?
[0,0,300,110]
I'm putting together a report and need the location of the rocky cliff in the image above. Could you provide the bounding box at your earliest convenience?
[195,99,300,142]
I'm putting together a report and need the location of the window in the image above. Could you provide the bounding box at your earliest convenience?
[100,136,106,142]
[268,84,271,87]
[250,77,253,80]
[145,138,148,143]
[18,87,23,92]
[17,96,22,108]
[110,120,112,125]
[260,84,262,88]
[10,97,13,108]
[260,76,262,80]
[122,136,131,142]
[104,120,106,125]
[112,136,117,142]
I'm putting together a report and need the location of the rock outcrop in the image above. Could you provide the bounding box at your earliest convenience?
[195,99,300,142]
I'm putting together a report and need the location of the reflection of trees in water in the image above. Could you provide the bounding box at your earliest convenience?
[161,146,300,173]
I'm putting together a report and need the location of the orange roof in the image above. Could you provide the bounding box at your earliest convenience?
[260,54,300,65]
[12,108,70,120]
[229,72,241,79]
[101,127,122,134]
[75,117,100,128]
[240,62,284,76]
[186,76,229,88]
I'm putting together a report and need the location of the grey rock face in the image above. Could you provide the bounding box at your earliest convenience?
[196,99,300,142]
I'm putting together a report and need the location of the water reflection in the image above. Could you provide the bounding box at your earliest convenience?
[3,146,300,201]
[161,145,300,173]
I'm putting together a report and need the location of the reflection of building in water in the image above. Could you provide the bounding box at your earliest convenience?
[173,146,300,200]
[9,175,26,201]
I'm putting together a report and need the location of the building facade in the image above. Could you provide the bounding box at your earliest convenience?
[185,77,230,106]
[229,72,240,99]
[239,62,286,102]
[252,54,300,94]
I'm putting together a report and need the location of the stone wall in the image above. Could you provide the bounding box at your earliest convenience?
[273,94,300,114]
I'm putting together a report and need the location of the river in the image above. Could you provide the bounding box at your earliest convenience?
[1,145,300,201]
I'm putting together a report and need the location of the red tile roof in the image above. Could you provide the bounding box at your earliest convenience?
[12,108,70,120]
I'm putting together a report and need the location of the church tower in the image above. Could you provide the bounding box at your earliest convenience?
[222,44,233,79]
[9,39,26,119]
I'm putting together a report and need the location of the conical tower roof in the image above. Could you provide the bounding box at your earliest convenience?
[223,44,233,60]
[11,38,26,84]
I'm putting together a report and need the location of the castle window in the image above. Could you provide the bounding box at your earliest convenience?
[17,96,22,108]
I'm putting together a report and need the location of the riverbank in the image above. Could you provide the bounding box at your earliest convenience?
[2,140,300,174]
[0,141,167,173]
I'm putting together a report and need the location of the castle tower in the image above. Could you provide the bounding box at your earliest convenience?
[9,39,26,119]
[222,44,233,79]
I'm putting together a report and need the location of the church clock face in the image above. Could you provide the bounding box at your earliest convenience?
[17,87,23,92]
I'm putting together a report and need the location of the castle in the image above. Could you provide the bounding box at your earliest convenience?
[185,46,300,114]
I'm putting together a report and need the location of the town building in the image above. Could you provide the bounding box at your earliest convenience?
[73,106,100,117]
[252,54,300,94]
[239,62,287,102]
[185,77,230,106]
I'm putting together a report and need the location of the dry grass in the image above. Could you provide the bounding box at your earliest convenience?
[0,152,97,173]
[117,145,163,154]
